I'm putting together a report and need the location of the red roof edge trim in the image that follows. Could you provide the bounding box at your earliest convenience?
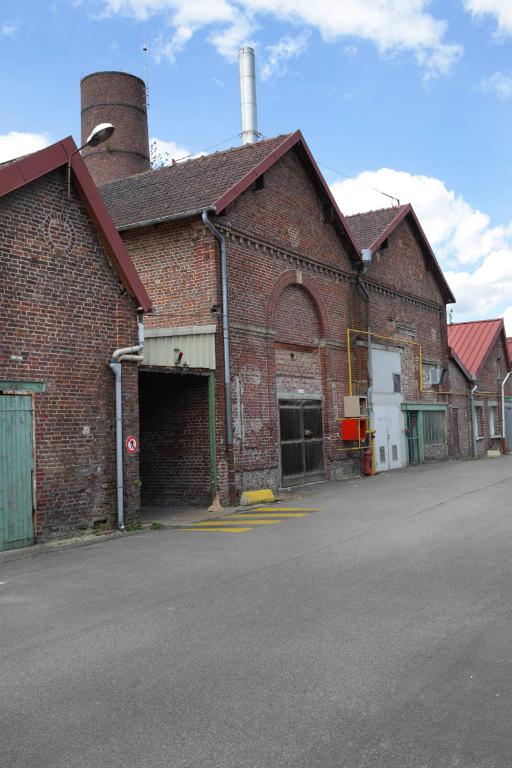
[213,130,361,262]
[0,137,152,312]
[369,203,455,305]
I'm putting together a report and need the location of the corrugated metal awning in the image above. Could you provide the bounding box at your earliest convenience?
[144,325,216,370]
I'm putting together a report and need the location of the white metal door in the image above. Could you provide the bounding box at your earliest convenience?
[374,405,390,471]
[374,405,403,472]
[386,406,403,469]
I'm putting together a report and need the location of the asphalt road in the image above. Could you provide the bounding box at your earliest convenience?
[2,457,512,768]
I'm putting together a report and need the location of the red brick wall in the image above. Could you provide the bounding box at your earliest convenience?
[446,362,473,459]
[0,168,141,539]
[473,333,511,454]
[221,150,363,490]
[365,218,445,305]
[121,219,220,330]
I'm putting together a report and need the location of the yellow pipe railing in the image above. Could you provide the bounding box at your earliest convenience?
[346,328,424,397]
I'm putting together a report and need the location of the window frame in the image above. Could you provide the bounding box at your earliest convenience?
[422,410,446,448]
[489,402,500,438]
[474,403,484,440]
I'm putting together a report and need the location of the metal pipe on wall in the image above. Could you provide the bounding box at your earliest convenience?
[109,316,145,530]
[202,210,235,503]
[470,381,478,459]
[501,370,511,452]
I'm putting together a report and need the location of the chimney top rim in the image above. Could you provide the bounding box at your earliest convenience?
[81,70,146,86]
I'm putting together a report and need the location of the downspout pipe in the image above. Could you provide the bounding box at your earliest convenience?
[202,210,235,502]
[109,316,145,530]
[357,252,374,470]
[470,380,478,459]
[501,370,512,453]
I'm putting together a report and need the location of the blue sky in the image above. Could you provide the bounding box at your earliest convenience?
[2,0,512,328]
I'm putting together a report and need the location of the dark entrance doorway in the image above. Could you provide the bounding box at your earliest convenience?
[139,371,212,507]
[449,407,460,458]
[279,399,324,487]
[407,411,420,465]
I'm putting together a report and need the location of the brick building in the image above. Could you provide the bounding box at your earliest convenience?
[346,205,455,469]
[0,138,151,550]
[448,320,512,457]
[78,69,459,507]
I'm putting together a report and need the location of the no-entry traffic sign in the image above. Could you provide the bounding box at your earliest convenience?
[125,435,139,454]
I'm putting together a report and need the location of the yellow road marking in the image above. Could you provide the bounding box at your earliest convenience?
[179,527,251,533]
[253,507,320,512]
[229,512,307,518]
[189,519,280,526]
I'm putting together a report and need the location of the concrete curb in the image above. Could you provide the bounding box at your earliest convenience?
[0,528,148,565]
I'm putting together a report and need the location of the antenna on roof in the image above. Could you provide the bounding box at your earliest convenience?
[142,32,150,111]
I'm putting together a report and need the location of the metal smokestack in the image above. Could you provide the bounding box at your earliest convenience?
[239,47,259,145]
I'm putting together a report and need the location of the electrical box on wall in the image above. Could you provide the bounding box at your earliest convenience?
[339,417,367,442]
[344,395,367,418]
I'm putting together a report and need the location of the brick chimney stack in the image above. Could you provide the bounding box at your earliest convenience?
[80,71,151,185]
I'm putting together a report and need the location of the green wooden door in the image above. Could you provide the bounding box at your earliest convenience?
[0,395,34,551]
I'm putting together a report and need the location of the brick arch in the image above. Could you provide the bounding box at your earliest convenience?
[266,269,329,339]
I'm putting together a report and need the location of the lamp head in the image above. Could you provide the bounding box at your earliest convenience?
[85,123,115,147]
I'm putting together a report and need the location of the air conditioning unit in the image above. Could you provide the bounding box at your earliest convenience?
[429,366,442,386]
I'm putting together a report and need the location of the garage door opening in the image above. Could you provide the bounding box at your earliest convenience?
[139,371,212,508]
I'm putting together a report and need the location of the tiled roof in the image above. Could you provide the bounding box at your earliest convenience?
[448,319,504,378]
[100,134,292,229]
[345,205,407,249]
[345,203,455,304]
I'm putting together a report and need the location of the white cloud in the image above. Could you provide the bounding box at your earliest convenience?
[464,0,512,36]
[149,136,191,167]
[261,32,310,80]
[344,44,358,57]
[503,305,512,335]
[0,131,50,163]
[92,0,462,77]
[332,168,509,266]
[1,22,18,37]
[481,71,512,100]
[331,168,512,323]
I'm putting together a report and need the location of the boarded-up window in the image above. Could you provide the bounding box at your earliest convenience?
[423,411,446,447]
[475,405,484,439]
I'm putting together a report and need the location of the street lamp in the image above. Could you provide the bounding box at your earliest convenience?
[67,122,115,197]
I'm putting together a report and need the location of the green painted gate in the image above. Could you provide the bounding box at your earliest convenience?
[0,395,35,551]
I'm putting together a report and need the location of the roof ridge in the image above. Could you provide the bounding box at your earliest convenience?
[100,133,293,189]
[346,204,408,218]
[449,318,502,327]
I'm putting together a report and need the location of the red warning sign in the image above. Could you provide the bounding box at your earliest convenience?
[125,435,139,454]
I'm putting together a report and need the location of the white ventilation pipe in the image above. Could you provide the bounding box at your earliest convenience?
[501,370,511,452]
[109,317,145,530]
[239,47,259,145]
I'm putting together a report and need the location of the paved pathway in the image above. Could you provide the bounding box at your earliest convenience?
[1,457,512,767]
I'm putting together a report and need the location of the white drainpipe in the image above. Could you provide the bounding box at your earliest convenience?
[109,316,144,530]
[470,381,478,459]
[501,370,511,452]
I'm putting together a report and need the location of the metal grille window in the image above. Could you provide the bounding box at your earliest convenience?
[423,410,446,447]
[393,373,401,393]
